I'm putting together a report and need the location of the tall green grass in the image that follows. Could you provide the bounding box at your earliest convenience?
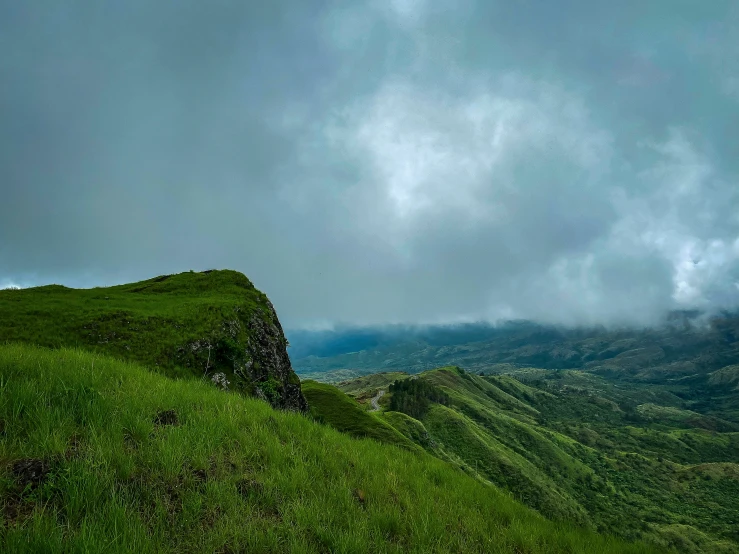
[0,344,658,553]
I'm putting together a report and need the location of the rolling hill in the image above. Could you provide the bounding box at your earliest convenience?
[331,366,739,553]
[289,314,739,384]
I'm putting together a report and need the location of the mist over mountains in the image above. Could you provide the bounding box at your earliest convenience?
[287,310,738,376]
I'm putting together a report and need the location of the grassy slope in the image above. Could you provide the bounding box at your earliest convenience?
[381,412,433,449]
[340,366,739,553]
[423,404,589,525]
[301,381,416,450]
[709,365,739,390]
[0,344,658,554]
[0,270,271,380]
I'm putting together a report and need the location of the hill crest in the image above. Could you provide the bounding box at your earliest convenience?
[0,269,307,411]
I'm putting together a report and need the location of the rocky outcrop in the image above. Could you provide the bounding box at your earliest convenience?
[175,297,308,412]
[237,300,308,412]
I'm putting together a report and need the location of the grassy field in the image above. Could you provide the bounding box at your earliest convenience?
[0,270,266,378]
[0,344,660,553]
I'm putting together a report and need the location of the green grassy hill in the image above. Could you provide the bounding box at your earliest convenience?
[0,344,658,553]
[709,365,739,390]
[301,380,416,450]
[0,270,306,410]
[338,366,739,553]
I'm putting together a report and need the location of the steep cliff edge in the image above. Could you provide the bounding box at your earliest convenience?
[0,269,307,411]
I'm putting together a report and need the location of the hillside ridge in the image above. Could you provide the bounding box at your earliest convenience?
[0,270,307,411]
[331,365,739,553]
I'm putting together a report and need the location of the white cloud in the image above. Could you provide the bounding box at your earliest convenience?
[3,1,738,328]
[328,77,613,248]
[383,0,427,26]
[721,75,739,101]
[600,130,739,313]
[290,85,739,325]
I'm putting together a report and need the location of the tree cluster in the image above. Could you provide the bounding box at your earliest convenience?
[389,378,450,419]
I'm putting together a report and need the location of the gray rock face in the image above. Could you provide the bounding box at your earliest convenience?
[241,301,308,412]
[176,299,308,412]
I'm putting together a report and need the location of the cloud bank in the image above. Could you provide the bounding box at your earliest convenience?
[1,1,738,327]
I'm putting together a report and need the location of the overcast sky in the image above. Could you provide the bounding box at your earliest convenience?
[2,1,738,328]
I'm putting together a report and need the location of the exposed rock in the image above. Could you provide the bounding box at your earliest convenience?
[240,301,308,412]
[211,372,230,390]
[177,297,307,412]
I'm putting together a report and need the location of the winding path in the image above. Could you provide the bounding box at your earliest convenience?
[370,389,385,412]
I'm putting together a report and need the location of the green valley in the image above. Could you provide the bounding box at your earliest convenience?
[320,363,739,553]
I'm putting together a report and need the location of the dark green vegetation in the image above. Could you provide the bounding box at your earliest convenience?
[388,377,450,419]
[0,270,306,410]
[0,344,660,553]
[336,364,739,553]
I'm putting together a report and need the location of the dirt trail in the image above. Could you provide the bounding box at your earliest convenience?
[370,389,385,412]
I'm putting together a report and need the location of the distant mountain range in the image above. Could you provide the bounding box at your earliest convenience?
[288,311,739,385]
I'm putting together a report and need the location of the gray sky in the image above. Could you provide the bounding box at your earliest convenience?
[2,1,738,328]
